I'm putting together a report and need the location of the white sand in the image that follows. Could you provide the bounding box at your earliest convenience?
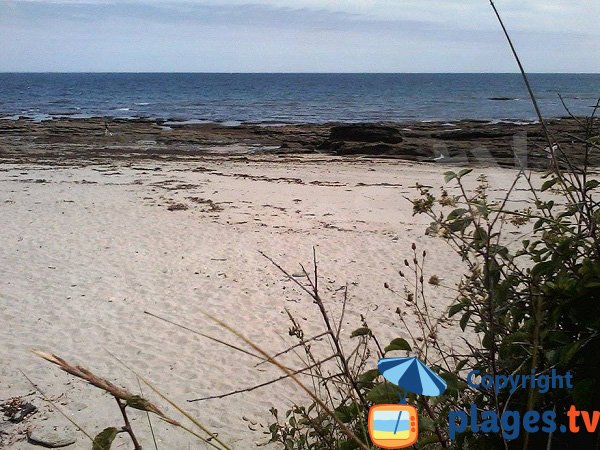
[0,155,536,449]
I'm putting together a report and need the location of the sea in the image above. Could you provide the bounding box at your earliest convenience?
[0,73,598,124]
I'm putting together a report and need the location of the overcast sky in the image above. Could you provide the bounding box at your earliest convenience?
[1,0,598,72]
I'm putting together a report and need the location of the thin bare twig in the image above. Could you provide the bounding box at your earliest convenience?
[107,351,234,450]
[189,355,337,402]
[137,377,159,450]
[144,311,264,362]
[336,284,349,342]
[198,309,371,450]
[261,250,368,407]
[254,331,329,368]
[19,369,94,441]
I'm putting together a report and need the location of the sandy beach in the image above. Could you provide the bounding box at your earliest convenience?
[0,119,549,448]
[2,1,598,446]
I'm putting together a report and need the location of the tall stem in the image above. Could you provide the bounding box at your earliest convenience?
[420,398,448,449]
[116,398,142,450]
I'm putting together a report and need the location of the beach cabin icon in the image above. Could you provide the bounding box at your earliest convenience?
[368,357,447,449]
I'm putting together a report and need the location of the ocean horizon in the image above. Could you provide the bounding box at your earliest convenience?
[1,73,598,124]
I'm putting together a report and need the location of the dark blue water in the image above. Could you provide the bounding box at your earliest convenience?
[0,73,598,124]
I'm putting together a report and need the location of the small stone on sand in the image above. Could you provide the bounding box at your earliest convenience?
[29,425,77,448]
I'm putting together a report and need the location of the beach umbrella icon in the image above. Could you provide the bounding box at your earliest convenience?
[378,357,447,397]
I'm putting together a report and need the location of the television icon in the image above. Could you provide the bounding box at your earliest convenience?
[368,404,418,449]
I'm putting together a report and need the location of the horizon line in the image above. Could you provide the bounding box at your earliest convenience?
[1,71,599,75]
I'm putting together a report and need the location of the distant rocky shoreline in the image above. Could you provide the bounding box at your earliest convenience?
[0,117,595,169]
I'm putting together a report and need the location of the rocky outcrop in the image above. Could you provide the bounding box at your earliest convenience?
[320,141,429,159]
[430,129,511,140]
[328,125,404,144]
[0,117,593,169]
[317,124,431,159]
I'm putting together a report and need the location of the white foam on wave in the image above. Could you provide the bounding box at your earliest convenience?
[163,119,212,126]
[490,119,539,125]
[221,120,242,127]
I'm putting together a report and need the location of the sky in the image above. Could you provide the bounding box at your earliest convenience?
[1,0,599,72]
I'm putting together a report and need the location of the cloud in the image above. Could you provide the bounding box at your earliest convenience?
[0,0,598,72]
[3,0,593,39]
[8,0,599,32]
